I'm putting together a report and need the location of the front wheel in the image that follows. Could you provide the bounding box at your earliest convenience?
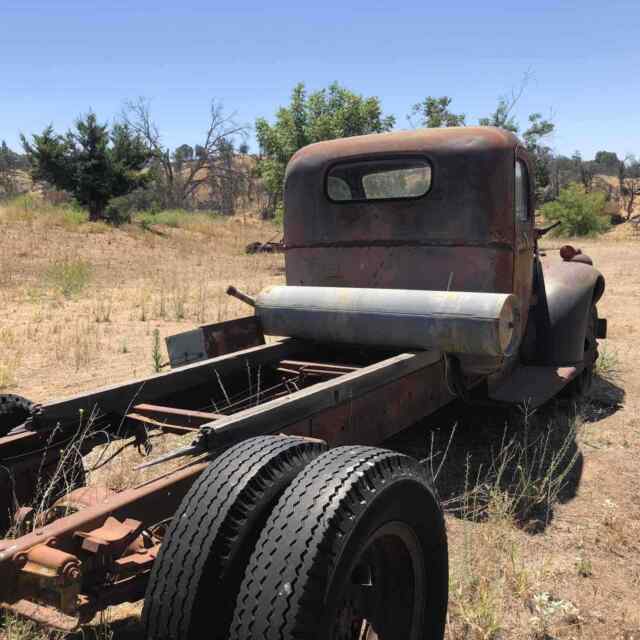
[564,304,599,399]
[230,446,448,640]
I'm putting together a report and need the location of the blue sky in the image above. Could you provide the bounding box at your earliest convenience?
[1,0,638,159]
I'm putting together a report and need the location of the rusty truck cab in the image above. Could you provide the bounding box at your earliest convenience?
[283,127,536,340]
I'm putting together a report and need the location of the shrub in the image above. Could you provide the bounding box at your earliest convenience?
[134,209,182,229]
[105,188,160,225]
[540,183,609,237]
[133,209,221,233]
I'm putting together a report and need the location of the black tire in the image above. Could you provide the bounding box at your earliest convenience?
[230,446,448,640]
[0,394,36,436]
[563,304,599,399]
[142,435,327,640]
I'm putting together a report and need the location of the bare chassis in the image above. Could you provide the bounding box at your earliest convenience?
[0,335,451,630]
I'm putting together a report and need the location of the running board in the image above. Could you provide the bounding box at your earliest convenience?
[489,365,580,407]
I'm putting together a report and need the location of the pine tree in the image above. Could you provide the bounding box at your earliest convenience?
[22,113,150,221]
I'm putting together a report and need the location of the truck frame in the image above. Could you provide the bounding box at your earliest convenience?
[0,127,606,639]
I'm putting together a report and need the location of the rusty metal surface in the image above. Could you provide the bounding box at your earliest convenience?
[0,349,452,627]
[529,260,605,366]
[202,350,442,447]
[285,245,514,293]
[129,403,224,426]
[199,315,265,357]
[166,315,265,367]
[245,239,284,254]
[279,360,360,374]
[32,339,300,428]
[51,486,116,512]
[2,509,160,630]
[0,458,207,627]
[284,127,534,299]
[4,598,81,631]
[0,460,208,570]
[302,362,452,446]
[489,365,579,406]
[4,541,83,628]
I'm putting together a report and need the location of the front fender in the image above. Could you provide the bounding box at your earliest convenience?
[526,259,605,366]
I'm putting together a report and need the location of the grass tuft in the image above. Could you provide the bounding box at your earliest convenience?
[1,194,89,230]
[46,257,92,298]
[0,328,21,390]
[151,328,164,372]
[440,407,583,638]
[133,209,223,235]
[595,346,619,381]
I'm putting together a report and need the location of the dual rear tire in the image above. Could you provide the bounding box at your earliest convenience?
[143,436,448,640]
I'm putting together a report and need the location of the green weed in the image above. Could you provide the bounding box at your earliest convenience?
[595,346,619,381]
[46,257,92,298]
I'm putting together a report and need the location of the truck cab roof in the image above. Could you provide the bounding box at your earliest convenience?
[284,126,532,295]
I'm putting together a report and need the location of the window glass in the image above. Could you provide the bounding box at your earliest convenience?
[515,159,529,221]
[327,158,431,202]
[326,176,352,201]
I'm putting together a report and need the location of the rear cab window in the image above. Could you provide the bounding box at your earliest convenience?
[327,157,432,202]
[515,159,529,221]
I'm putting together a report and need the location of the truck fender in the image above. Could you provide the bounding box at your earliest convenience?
[524,259,605,366]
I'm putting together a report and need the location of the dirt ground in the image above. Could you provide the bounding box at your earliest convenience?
[0,208,638,639]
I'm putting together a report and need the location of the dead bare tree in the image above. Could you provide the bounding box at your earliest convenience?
[121,98,249,210]
[205,139,252,215]
[618,155,640,220]
[478,70,534,132]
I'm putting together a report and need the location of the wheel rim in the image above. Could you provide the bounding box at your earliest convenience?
[332,521,426,640]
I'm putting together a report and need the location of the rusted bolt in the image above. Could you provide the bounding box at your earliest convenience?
[13,552,27,568]
[63,564,81,580]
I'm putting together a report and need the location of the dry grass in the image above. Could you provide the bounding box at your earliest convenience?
[431,387,637,639]
[1,202,639,639]
[0,199,282,401]
[436,408,585,639]
[1,195,90,231]
[0,198,281,639]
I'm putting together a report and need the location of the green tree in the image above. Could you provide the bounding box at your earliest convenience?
[255,82,395,216]
[540,183,609,236]
[22,113,149,221]
[174,144,194,164]
[479,82,555,195]
[0,140,23,195]
[409,96,466,128]
[571,150,594,193]
[478,97,520,133]
[523,113,555,190]
[594,150,619,169]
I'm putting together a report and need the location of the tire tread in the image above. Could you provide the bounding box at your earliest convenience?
[143,435,326,640]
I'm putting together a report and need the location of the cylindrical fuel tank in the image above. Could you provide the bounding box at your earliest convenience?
[255,286,520,357]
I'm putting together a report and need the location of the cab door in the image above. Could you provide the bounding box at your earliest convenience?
[513,149,536,339]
